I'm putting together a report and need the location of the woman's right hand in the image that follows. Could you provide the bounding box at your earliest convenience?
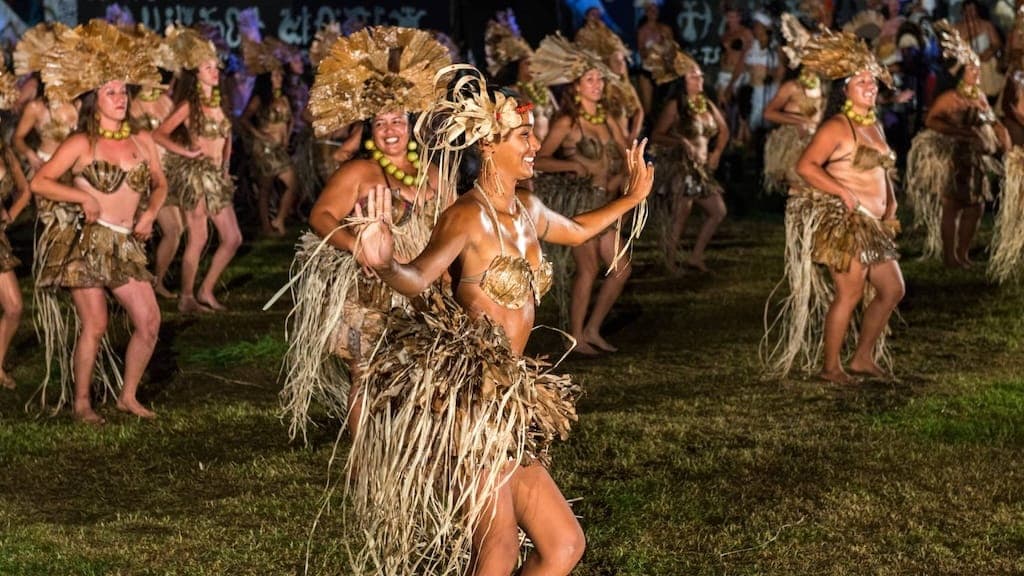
[182,147,204,160]
[841,189,860,212]
[572,161,589,178]
[81,194,101,223]
[352,184,395,271]
[624,138,654,204]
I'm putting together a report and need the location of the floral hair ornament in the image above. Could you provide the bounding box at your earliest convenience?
[934,19,981,71]
[40,19,162,104]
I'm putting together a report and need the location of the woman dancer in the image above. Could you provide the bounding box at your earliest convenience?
[647,38,729,274]
[533,33,630,354]
[907,21,1009,266]
[31,20,166,422]
[575,18,644,143]
[276,26,450,442]
[154,26,240,312]
[349,65,652,576]
[240,37,298,236]
[763,14,826,194]
[763,26,903,383]
[0,69,31,390]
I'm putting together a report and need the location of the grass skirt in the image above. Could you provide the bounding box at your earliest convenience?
[164,153,235,215]
[531,172,610,326]
[30,200,125,413]
[654,143,723,200]
[761,187,899,378]
[251,138,293,181]
[0,227,20,272]
[989,146,1024,283]
[342,291,580,575]
[763,124,811,194]
[36,222,151,289]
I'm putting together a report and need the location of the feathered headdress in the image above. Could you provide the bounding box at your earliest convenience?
[39,19,162,104]
[795,26,893,87]
[641,36,698,85]
[934,19,981,69]
[120,23,177,72]
[14,22,69,76]
[780,13,812,68]
[0,67,18,111]
[308,26,452,137]
[164,24,219,71]
[842,10,885,42]
[242,36,284,75]
[309,23,341,68]
[575,18,630,62]
[530,33,615,86]
[484,9,532,77]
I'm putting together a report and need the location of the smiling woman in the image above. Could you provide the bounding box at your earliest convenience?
[29,19,167,424]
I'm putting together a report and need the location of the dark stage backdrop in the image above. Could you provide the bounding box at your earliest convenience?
[75,0,449,47]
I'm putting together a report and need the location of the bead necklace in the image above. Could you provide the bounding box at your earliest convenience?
[797,69,820,90]
[842,99,876,126]
[364,139,422,187]
[957,80,981,101]
[98,121,131,140]
[200,86,221,108]
[577,103,606,124]
[687,93,709,115]
[273,87,283,100]
[515,81,549,107]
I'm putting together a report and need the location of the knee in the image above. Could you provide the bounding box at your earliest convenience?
[540,527,586,573]
[135,312,160,345]
[610,261,632,280]
[5,299,23,321]
[80,316,108,341]
[187,226,208,249]
[222,230,243,252]
[710,204,727,224]
[877,282,906,309]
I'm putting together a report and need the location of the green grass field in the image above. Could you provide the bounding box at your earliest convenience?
[2,215,1023,575]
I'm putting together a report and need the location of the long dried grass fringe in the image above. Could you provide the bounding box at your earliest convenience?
[988,146,1024,283]
[28,209,123,414]
[761,191,895,378]
[334,291,579,575]
[905,129,953,260]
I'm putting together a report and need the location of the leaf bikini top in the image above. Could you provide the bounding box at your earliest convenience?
[460,184,553,310]
[78,139,151,195]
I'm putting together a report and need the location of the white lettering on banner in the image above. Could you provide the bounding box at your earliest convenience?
[697,45,721,67]
[390,7,427,27]
[676,0,713,44]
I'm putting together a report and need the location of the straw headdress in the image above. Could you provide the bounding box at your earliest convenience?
[780,13,812,68]
[242,36,284,75]
[641,36,698,85]
[308,26,452,137]
[934,19,980,69]
[0,67,18,111]
[484,9,532,77]
[842,10,885,42]
[309,23,341,68]
[39,19,161,104]
[120,23,177,72]
[164,24,218,71]
[574,18,630,61]
[530,33,615,86]
[14,22,69,76]
[793,25,892,86]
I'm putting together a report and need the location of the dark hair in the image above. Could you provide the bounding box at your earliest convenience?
[490,61,519,89]
[251,72,274,110]
[170,68,230,147]
[822,78,848,123]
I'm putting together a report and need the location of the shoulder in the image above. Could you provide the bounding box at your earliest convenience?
[436,193,485,234]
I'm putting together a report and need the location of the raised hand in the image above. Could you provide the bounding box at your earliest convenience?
[624,138,655,204]
[352,184,395,271]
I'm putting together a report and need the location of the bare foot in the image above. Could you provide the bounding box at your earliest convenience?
[685,258,709,273]
[270,219,287,236]
[154,283,178,299]
[572,341,602,356]
[73,406,106,425]
[0,371,14,390]
[116,398,157,419]
[848,358,891,380]
[584,332,619,353]
[178,296,212,314]
[818,369,856,384]
[196,294,228,312]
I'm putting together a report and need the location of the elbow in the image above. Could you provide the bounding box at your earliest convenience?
[794,158,814,182]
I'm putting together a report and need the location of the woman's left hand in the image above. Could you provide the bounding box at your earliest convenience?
[624,138,654,204]
[133,212,155,241]
[708,150,722,171]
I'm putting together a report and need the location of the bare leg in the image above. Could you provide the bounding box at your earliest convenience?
[196,206,242,311]
[821,260,868,384]
[665,195,694,274]
[0,271,22,388]
[688,193,727,270]
[569,240,601,355]
[848,260,905,377]
[257,175,276,235]
[271,167,299,234]
[583,231,631,352]
[940,195,962,268]
[111,279,159,419]
[956,202,984,268]
[179,200,210,313]
[471,464,584,576]
[70,288,108,423]
[153,205,184,298]
[638,75,653,116]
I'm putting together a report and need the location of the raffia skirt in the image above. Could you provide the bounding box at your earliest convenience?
[654,143,724,200]
[251,139,293,181]
[761,186,899,378]
[342,291,580,575]
[36,220,151,289]
[0,227,20,272]
[163,153,235,215]
[763,124,812,194]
